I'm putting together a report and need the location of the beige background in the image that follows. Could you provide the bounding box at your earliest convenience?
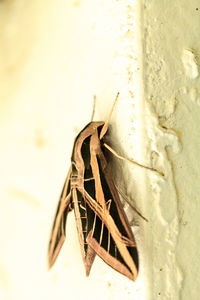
[1,1,200,300]
[143,1,200,299]
[0,1,145,300]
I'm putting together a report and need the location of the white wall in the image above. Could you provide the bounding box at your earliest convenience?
[0,1,199,300]
[142,1,200,299]
[0,1,144,300]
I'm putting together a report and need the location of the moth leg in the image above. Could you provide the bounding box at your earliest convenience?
[104,199,112,250]
[99,218,105,246]
[115,185,148,222]
[106,199,137,246]
[91,211,97,236]
[103,142,164,177]
[121,235,136,247]
[84,177,95,182]
[99,199,112,245]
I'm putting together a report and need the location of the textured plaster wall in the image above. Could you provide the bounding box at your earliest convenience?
[0,1,200,300]
[143,1,200,299]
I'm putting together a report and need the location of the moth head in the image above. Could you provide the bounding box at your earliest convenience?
[99,122,108,140]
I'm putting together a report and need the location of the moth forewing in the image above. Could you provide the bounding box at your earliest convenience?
[85,135,138,280]
[48,168,73,269]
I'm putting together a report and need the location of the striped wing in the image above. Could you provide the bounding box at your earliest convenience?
[76,139,138,280]
[48,168,73,268]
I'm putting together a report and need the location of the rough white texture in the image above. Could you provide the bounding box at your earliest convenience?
[143,1,200,299]
[182,48,199,79]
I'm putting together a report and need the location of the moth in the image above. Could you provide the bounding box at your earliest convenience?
[48,93,159,281]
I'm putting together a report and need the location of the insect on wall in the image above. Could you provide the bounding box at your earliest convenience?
[48,93,162,281]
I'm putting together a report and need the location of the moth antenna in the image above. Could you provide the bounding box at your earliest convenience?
[90,95,96,122]
[100,92,120,139]
[105,92,120,125]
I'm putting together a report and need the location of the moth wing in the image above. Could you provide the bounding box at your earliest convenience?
[48,167,73,269]
[72,188,96,276]
[83,155,138,281]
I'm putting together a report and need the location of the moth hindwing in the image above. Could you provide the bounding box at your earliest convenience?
[48,98,139,281]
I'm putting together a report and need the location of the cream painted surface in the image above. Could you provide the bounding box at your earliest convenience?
[1,1,199,300]
[143,1,200,300]
[0,1,146,300]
